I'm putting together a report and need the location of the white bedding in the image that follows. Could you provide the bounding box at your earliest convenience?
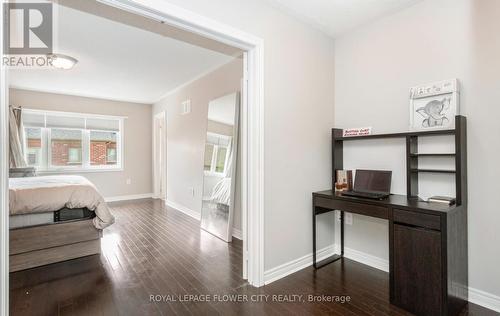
[9,175,115,229]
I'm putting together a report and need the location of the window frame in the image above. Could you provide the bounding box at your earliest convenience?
[106,147,117,164]
[23,127,45,169]
[203,143,215,172]
[26,150,39,165]
[88,128,122,170]
[67,148,82,164]
[47,127,84,170]
[23,109,124,173]
[204,132,231,177]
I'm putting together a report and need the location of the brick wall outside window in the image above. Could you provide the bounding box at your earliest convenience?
[90,141,116,165]
[24,115,122,170]
[28,138,117,166]
[27,138,117,167]
[27,139,41,148]
[51,140,82,166]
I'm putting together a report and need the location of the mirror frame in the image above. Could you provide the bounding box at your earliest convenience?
[200,92,240,242]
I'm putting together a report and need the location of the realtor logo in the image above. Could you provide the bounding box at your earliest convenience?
[3,2,53,55]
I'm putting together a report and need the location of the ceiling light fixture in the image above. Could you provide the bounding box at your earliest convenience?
[47,54,78,70]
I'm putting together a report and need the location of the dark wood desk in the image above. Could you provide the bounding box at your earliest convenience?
[312,190,468,316]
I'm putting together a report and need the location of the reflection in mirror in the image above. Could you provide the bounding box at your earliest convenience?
[200,92,239,242]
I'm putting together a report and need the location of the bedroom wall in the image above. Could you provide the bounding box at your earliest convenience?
[148,0,336,273]
[9,88,153,199]
[334,0,500,304]
[152,58,244,232]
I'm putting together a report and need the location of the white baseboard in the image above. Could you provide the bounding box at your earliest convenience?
[333,245,500,313]
[264,245,335,285]
[469,287,500,313]
[105,193,153,202]
[334,244,389,272]
[104,193,500,313]
[232,228,242,240]
[263,244,388,285]
[165,199,201,221]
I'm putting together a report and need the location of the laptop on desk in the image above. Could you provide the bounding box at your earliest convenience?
[341,169,392,200]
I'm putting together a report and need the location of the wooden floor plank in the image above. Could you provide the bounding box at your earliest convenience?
[9,198,498,316]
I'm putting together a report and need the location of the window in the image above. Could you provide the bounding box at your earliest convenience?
[68,148,82,163]
[107,148,117,163]
[215,147,227,173]
[25,127,42,167]
[90,131,118,166]
[50,129,83,167]
[23,110,123,172]
[204,144,214,171]
[204,133,231,175]
[27,150,39,165]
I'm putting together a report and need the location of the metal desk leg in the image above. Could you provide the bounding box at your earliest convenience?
[340,210,345,256]
[313,209,343,269]
[312,207,317,268]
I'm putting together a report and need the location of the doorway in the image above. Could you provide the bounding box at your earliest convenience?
[0,2,264,312]
[153,111,166,200]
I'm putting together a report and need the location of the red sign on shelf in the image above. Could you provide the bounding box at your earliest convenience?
[343,127,372,137]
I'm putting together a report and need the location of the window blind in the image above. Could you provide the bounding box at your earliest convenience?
[86,118,120,131]
[23,112,45,127]
[46,115,85,129]
[22,110,121,131]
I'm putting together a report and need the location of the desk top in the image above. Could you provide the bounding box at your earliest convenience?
[313,190,459,214]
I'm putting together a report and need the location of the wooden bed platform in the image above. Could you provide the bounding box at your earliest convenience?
[9,219,102,272]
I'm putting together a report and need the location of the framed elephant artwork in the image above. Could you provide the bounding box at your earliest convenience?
[409,79,459,131]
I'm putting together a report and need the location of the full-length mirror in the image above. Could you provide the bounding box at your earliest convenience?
[200,92,240,242]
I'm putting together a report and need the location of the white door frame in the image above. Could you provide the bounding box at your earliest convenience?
[153,111,167,199]
[0,1,265,312]
[0,2,9,314]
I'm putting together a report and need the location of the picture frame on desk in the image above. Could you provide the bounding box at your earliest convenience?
[335,170,352,192]
[409,78,460,131]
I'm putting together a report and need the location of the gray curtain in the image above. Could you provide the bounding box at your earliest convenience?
[9,106,27,168]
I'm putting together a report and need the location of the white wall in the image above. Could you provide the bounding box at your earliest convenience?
[153,0,336,270]
[334,0,500,300]
[9,89,153,199]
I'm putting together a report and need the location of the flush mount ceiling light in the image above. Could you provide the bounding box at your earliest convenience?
[47,54,78,70]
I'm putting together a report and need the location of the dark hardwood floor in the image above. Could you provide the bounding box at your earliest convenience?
[10,199,498,316]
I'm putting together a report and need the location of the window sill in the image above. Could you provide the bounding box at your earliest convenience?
[36,168,124,174]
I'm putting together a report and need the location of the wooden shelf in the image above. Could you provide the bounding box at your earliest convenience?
[326,116,467,316]
[410,169,456,174]
[332,115,466,205]
[334,129,455,141]
[410,153,456,157]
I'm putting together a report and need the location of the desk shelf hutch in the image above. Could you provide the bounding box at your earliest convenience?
[312,115,468,316]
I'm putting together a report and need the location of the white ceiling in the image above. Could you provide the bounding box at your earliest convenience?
[267,0,422,38]
[9,3,235,104]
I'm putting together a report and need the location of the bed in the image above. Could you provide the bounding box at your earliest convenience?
[8,175,115,272]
